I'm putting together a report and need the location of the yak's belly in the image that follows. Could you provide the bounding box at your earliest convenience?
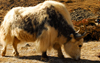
[12,28,36,42]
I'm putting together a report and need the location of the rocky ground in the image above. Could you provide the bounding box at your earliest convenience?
[70,8,95,21]
[0,0,100,63]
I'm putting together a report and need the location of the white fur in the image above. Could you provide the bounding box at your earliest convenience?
[0,1,83,60]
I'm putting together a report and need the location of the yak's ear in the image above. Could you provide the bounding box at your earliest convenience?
[70,34,76,42]
[70,34,74,38]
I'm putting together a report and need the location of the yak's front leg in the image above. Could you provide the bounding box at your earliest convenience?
[53,43,64,58]
[41,51,48,61]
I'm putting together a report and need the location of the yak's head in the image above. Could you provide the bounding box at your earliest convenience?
[64,29,87,60]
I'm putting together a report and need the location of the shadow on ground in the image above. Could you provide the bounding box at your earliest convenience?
[5,55,100,63]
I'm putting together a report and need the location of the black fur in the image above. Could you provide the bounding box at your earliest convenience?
[11,17,34,34]
[47,6,75,38]
[11,10,48,38]
[11,5,75,39]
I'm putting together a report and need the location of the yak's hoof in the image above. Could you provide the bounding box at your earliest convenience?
[41,57,48,61]
[1,53,5,57]
[13,52,19,57]
[13,54,19,57]
[1,51,6,57]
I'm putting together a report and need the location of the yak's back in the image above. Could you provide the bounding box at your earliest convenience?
[1,1,75,42]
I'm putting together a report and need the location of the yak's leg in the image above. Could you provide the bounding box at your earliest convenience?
[1,42,7,56]
[41,51,48,61]
[53,43,64,58]
[12,37,20,56]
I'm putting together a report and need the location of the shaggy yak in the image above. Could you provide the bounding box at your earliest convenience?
[0,1,86,61]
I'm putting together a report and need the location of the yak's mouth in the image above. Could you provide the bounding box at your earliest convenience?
[71,55,80,60]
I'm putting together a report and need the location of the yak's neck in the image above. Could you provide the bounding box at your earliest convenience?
[46,5,75,38]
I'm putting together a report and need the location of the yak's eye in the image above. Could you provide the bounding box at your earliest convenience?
[79,45,82,47]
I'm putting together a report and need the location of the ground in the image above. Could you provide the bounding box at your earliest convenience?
[0,41,100,63]
[0,0,100,63]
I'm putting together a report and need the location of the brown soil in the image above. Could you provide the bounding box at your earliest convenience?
[0,0,100,63]
[0,41,100,63]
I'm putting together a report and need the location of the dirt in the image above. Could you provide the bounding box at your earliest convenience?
[0,0,100,63]
[0,42,100,63]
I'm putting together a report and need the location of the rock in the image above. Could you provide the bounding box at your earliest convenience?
[70,8,95,21]
[25,43,31,47]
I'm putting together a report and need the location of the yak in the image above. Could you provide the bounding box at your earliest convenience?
[0,1,86,61]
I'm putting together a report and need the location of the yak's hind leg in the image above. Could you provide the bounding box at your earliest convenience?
[53,43,64,58]
[12,37,20,56]
[1,36,11,56]
[1,42,7,56]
